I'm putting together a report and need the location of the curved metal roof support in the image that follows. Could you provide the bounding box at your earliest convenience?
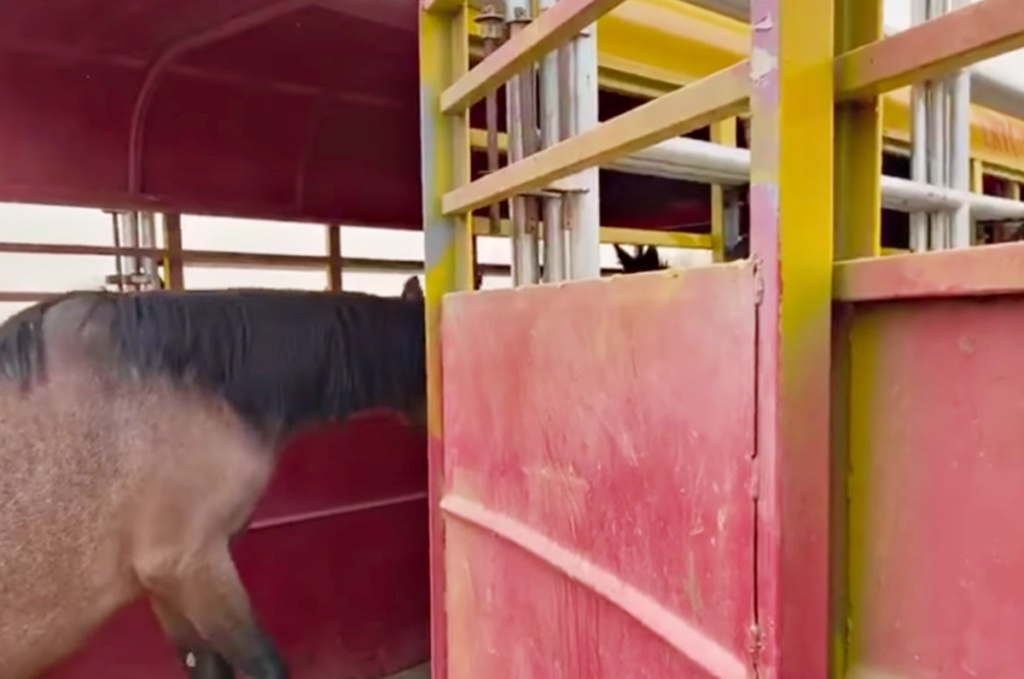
[127,0,315,195]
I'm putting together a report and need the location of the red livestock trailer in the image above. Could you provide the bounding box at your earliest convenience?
[5,0,1024,677]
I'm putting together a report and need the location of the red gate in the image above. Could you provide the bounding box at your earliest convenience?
[436,264,758,678]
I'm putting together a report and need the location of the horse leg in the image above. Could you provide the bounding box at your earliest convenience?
[151,599,233,679]
[141,545,287,679]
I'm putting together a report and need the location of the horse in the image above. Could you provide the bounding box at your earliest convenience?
[0,276,426,679]
[613,235,749,274]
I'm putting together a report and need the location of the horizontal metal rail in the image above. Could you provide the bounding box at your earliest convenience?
[836,0,1024,99]
[439,0,627,114]
[468,129,1024,221]
[444,60,750,215]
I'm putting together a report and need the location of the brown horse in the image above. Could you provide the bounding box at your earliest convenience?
[0,277,426,679]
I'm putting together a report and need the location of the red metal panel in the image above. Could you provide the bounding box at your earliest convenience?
[43,414,430,679]
[439,265,758,679]
[845,295,1024,678]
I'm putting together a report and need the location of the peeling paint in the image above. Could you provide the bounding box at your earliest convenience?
[752,14,775,32]
[750,47,778,83]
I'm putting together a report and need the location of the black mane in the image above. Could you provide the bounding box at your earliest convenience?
[0,289,425,440]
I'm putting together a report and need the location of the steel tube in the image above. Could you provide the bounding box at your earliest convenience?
[909,0,930,251]
[504,0,538,286]
[540,0,567,283]
[609,136,1024,222]
[949,0,973,248]
[567,20,601,279]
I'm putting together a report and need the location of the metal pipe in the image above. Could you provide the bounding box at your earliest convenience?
[519,19,542,284]
[540,0,566,283]
[909,0,929,252]
[606,136,1024,222]
[948,0,972,248]
[122,211,140,278]
[567,19,601,280]
[475,6,505,238]
[505,0,538,286]
[138,211,160,286]
[926,0,950,249]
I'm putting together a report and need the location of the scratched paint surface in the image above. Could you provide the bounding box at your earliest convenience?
[44,416,430,679]
[846,296,1024,678]
[440,264,758,678]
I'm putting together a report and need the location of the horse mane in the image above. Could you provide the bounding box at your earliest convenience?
[614,244,666,273]
[614,236,751,273]
[0,291,92,387]
[0,288,426,440]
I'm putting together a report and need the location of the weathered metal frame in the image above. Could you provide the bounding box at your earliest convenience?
[418,6,474,679]
[439,0,629,115]
[747,0,834,674]
[421,0,1024,677]
[443,61,750,215]
[836,0,1024,100]
[830,1,883,676]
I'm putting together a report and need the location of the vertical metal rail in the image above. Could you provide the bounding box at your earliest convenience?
[710,118,740,262]
[540,0,567,282]
[505,0,540,286]
[832,0,883,675]
[326,224,343,291]
[948,0,972,248]
[925,0,949,250]
[476,6,506,241]
[162,213,185,290]
[418,5,474,677]
[138,211,160,287]
[909,0,930,252]
[566,17,601,279]
[749,0,834,675]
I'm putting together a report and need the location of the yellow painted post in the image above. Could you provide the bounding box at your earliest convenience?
[710,118,738,262]
[832,1,882,678]
[971,159,985,244]
[418,3,475,677]
[748,0,833,676]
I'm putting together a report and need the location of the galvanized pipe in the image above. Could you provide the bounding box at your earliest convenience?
[948,0,972,248]
[138,211,160,286]
[475,6,505,238]
[540,0,567,283]
[909,0,929,251]
[505,0,539,286]
[608,136,1024,222]
[566,19,601,280]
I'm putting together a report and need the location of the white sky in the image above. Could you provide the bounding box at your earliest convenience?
[0,203,711,321]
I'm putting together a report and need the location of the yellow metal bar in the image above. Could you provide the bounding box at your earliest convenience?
[424,0,464,13]
[444,60,749,215]
[710,118,737,262]
[836,0,1024,100]
[470,217,712,249]
[748,0,833,675]
[833,5,881,678]
[419,3,474,676]
[834,0,882,262]
[458,0,1024,179]
[971,159,985,245]
[970,158,985,193]
[441,0,629,114]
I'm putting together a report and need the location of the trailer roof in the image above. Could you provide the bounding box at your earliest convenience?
[0,0,426,227]
[3,0,1023,233]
